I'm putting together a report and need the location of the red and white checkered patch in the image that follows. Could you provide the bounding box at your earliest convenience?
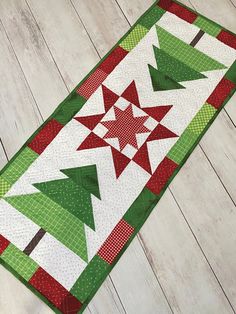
[76,68,108,99]
[98,219,134,264]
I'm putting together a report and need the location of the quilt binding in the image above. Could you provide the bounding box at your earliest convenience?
[0,0,235,313]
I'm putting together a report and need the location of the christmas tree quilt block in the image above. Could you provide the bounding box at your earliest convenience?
[0,0,236,313]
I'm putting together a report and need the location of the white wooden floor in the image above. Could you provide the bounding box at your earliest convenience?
[0,1,235,313]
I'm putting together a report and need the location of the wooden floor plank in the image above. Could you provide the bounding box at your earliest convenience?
[110,237,172,314]
[0,0,68,119]
[27,0,100,90]
[200,110,236,203]
[71,0,130,57]
[169,145,236,311]
[115,0,154,25]
[139,188,234,314]
[230,0,236,7]
[0,20,42,158]
[116,0,194,24]
[226,93,236,127]
[88,277,126,314]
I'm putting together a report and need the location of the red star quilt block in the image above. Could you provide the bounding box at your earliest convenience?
[75,81,178,177]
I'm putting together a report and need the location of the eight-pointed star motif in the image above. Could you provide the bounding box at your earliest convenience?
[101,104,150,151]
[75,81,178,178]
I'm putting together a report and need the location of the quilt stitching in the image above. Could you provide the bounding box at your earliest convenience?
[0,1,235,313]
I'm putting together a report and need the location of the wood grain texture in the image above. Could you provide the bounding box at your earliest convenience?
[116,0,193,24]
[0,0,68,119]
[87,277,125,314]
[0,20,42,158]
[0,0,235,313]
[170,145,236,310]
[71,0,130,57]
[27,0,100,90]
[114,0,155,25]
[200,111,236,203]
[139,188,234,314]
[110,237,172,314]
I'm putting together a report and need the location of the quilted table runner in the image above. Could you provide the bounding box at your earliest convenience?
[0,0,236,313]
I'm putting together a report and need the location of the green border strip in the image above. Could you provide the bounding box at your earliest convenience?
[0,0,235,313]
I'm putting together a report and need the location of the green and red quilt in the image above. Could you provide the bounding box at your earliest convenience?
[0,0,236,313]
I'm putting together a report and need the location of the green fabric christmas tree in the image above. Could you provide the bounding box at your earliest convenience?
[4,165,100,262]
[149,26,226,92]
[34,165,100,231]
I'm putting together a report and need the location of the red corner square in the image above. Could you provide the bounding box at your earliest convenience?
[60,293,83,314]
[207,78,235,109]
[29,267,82,313]
[98,219,134,264]
[0,234,10,254]
[158,0,197,23]
[29,267,68,308]
[28,119,63,155]
[217,30,236,50]
[158,0,173,10]
[99,46,129,74]
[146,157,178,195]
